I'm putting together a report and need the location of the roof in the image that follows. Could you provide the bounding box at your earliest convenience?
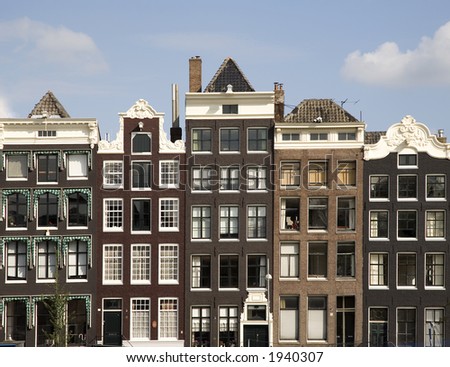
[204,57,255,93]
[364,131,385,144]
[28,91,70,118]
[284,99,359,124]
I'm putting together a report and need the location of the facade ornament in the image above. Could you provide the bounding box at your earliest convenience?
[386,115,427,148]
[124,99,156,119]
[98,118,124,153]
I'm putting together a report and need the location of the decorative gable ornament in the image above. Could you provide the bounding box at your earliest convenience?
[124,99,157,119]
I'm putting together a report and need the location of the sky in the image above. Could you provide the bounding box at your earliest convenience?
[1,0,450,138]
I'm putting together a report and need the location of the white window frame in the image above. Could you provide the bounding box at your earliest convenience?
[369,252,389,289]
[426,174,446,201]
[159,198,179,232]
[191,128,212,154]
[158,244,179,285]
[131,244,151,285]
[159,160,180,189]
[219,127,240,153]
[131,198,151,234]
[191,206,211,241]
[102,244,123,285]
[369,175,390,201]
[397,174,418,201]
[67,239,88,282]
[67,153,88,180]
[369,210,389,240]
[425,210,446,240]
[131,160,152,191]
[103,198,123,232]
[307,296,327,342]
[424,308,444,347]
[247,127,268,153]
[130,298,151,341]
[425,253,445,289]
[102,161,123,188]
[397,210,418,240]
[247,205,267,240]
[397,252,417,289]
[6,154,28,181]
[158,298,179,340]
[247,166,267,191]
[280,242,299,279]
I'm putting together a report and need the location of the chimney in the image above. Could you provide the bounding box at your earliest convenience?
[437,129,447,143]
[189,56,202,92]
[274,82,285,122]
[170,84,182,142]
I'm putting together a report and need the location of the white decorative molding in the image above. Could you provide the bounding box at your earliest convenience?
[98,118,124,153]
[364,115,450,160]
[124,99,157,119]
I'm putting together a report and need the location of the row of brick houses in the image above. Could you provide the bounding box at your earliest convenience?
[0,57,449,347]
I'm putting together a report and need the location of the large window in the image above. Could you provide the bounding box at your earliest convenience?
[38,192,58,228]
[159,244,178,284]
[192,129,211,153]
[369,308,388,347]
[308,161,327,188]
[247,255,267,288]
[426,210,445,239]
[192,167,213,191]
[159,298,178,340]
[219,306,238,347]
[220,206,239,239]
[397,308,416,347]
[425,308,444,347]
[397,253,416,288]
[159,198,179,231]
[308,297,327,341]
[247,205,267,239]
[37,154,58,183]
[426,175,446,199]
[131,244,151,284]
[425,253,444,287]
[191,255,211,289]
[337,197,355,231]
[68,240,88,280]
[280,198,300,231]
[6,154,28,180]
[398,175,417,199]
[397,210,417,239]
[5,300,27,342]
[67,154,88,179]
[132,199,151,232]
[370,211,389,239]
[280,296,299,341]
[67,192,88,227]
[369,253,388,287]
[220,166,239,191]
[220,255,238,288]
[103,244,123,284]
[103,161,123,188]
[308,242,327,278]
[192,206,211,240]
[7,193,27,228]
[6,240,27,281]
[280,162,300,188]
[247,128,267,152]
[337,242,355,278]
[191,307,210,347]
[130,298,150,340]
[247,166,267,191]
[337,161,356,187]
[160,160,179,188]
[220,128,239,152]
[104,199,123,231]
[336,296,355,347]
[132,132,151,154]
[280,242,299,278]
[370,175,389,200]
[131,161,152,190]
[37,240,57,280]
[308,198,328,231]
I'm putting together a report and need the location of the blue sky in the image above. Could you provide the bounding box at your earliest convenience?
[1,0,450,137]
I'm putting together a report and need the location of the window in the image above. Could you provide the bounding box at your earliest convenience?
[398,175,417,199]
[220,166,239,191]
[282,133,300,141]
[191,307,210,347]
[159,298,178,340]
[131,244,151,284]
[370,211,389,239]
[192,206,211,240]
[132,199,151,232]
[5,300,27,341]
[247,166,267,191]
[192,128,211,153]
[425,253,444,287]
[159,244,178,284]
[247,205,267,239]
[131,161,152,189]
[159,199,179,231]
[220,255,238,288]
[247,305,266,320]
[104,199,123,231]
[397,211,417,239]
[337,161,356,186]
[37,154,58,183]
[426,175,446,199]
[160,160,179,188]
[338,132,356,141]
[337,197,355,231]
[369,253,388,287]
[192,167,213,191]
[7,193,27,228]
[280,162,300,187]
[68,240,88,280]
[398,253,416,287]
[132,132,151,154]
[310,133,328,141]
[191,255,211,289]
[397,309,416,347]
[6,154,28,180]
[131,298,150,340]
[308,297,327,341]
[222,104,238,114]
[280,198,299,230]
[103,245,122,284]
[369,308,388,347]
[370,175,389,200]
[220,206,239,239]
[67,154,88,179]
[308,161,327,187]
[425,308,444,347]
[67,192,88,227]
[308,198,328,230]
[398,154,417,167]
[280,242,299,278]
[426,210,445,239]
[38,130,56,137]
[37,240,57,280]
[248,128,267,152]
[280,296,299,341]
[38,192,58,228]
[103,161,123,188]
[247,255,267,288]
[336,296,355,347]
[6,240,27,281]
[337,242,355,278]
[308,242,327,278]
[220,128,239,151]
[219,306,238,347]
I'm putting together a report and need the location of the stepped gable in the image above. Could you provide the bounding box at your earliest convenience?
[28,90,70,118]
[285,99,359,123]
[204,57,255,92]
[365,131,385,144]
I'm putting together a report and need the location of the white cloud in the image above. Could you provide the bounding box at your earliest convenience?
[341,21,450,87]
[0,17,108,74]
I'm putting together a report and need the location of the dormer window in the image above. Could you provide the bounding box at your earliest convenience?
[223,104,238,114]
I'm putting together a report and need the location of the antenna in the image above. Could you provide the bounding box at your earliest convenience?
[340,99,359,108]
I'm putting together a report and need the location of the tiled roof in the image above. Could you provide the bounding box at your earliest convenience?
[28,91,70,118]
[365,131,385,144]
[284,99,359,123]
[204,57,255,92]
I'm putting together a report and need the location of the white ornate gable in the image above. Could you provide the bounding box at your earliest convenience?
[124,99,157,119]
[364,115,450,160]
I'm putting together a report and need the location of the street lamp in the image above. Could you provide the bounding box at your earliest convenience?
[265,273,272,347]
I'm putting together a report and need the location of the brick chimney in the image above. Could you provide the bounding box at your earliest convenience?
[274,82,285,122]
[189,56,202,92]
